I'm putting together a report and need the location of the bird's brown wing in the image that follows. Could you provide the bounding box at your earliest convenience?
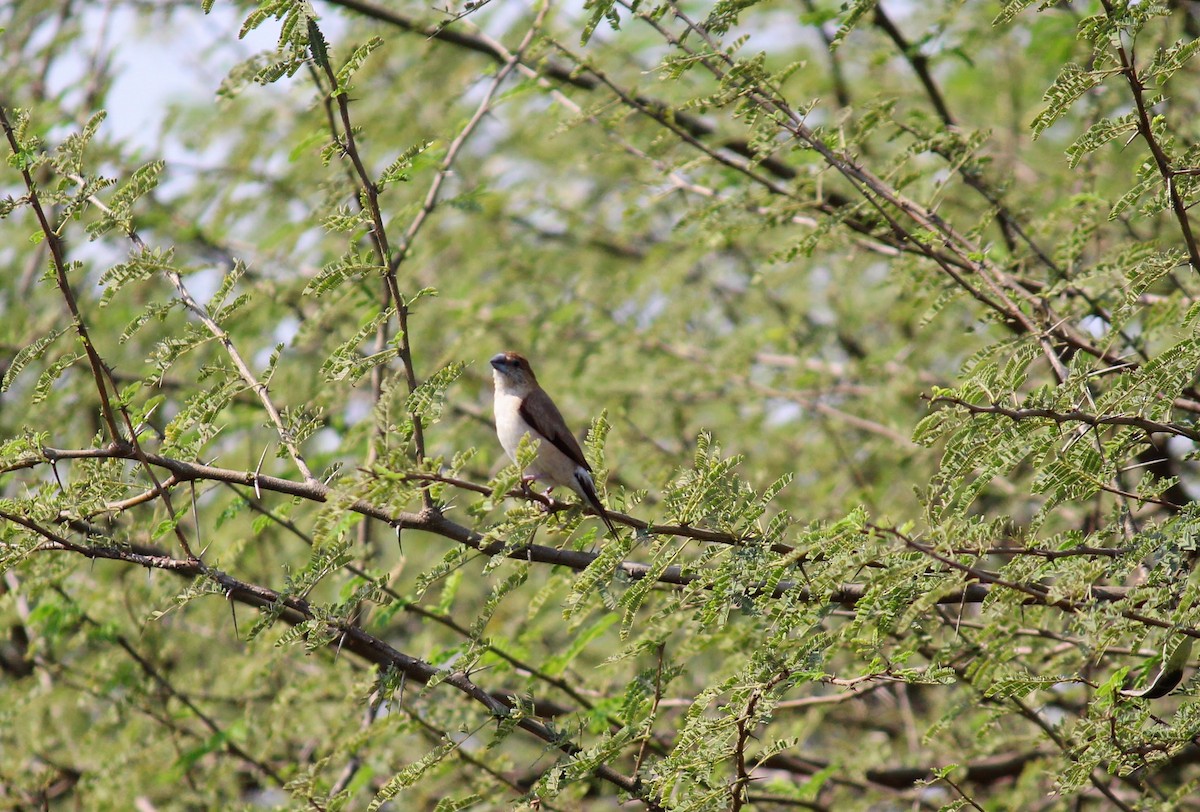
[519,387,592,472]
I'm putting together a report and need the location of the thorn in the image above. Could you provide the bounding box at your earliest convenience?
[253,445,268,500]
[228,590,240,639]
[193,482,209,557]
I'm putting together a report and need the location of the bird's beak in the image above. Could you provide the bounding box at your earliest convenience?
[489,353,508,371]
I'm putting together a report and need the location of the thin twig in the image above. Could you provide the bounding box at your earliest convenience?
[0,108,123,442]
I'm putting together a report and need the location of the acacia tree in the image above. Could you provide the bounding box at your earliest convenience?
[3,0,1200,808]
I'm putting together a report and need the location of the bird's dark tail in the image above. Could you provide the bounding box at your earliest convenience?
[574,469,618,537]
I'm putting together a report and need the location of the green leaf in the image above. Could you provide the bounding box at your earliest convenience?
[544,612,618,676]
[1032,63,1108,139]
[2,327,67,392]
[368,740,458,811]
[304,250,383,297]
[830,0,877,49]
[320,308,397,383]
[405,361,466,425]
[334,37,383,94]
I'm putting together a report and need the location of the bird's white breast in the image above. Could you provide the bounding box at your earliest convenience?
[494,389,531,459]
[493,387,579,489]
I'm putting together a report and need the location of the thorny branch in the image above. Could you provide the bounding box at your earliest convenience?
[928,395,1200,443]
[877,524,1200,640]
[0,444,1172,616]
[308,15,432,507]
[6,3,1200,806]
[1,114,202,562]
[1101,0,1200,274]
[731,670,790,811]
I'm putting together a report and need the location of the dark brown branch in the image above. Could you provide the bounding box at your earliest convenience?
[1102,0,1200,273]
[2,445,1153,612]
[882,527,1199,640]
[32,443,713,590]
[232,480,612,720]
[928,396,1200,443]
[306,19,436,513]
[626,3,1057,351]
[545,38,972,273]
[389,470,792,552]
[624,0,1193,391]
[93,614,292,790]
[871,7,1060,269]
[731,669,791,810]
[1010,698,1136,810]
[872,7,954,126]
[762,747,1050,790]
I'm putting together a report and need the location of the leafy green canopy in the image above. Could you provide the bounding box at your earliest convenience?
[2,0,1200,809]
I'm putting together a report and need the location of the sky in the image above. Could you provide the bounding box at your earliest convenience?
[52,3,334,152]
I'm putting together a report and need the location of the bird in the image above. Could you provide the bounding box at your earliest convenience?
[490,351,618,536]
[1119,634,1193,699]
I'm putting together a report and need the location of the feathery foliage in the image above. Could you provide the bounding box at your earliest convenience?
[3,0,1200,809]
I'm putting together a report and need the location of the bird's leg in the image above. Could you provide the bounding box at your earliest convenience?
[517,476,555,512]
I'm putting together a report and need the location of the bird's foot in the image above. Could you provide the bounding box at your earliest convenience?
[516,477,556,512]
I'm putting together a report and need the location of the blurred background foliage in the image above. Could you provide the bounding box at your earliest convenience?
[3,0,1200,809]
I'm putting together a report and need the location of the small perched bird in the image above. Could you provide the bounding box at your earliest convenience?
[490,351,617,536]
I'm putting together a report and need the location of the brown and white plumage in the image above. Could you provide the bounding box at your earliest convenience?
[490,351,617,536]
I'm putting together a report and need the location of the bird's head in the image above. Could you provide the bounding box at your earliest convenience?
[490,351,538,394]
